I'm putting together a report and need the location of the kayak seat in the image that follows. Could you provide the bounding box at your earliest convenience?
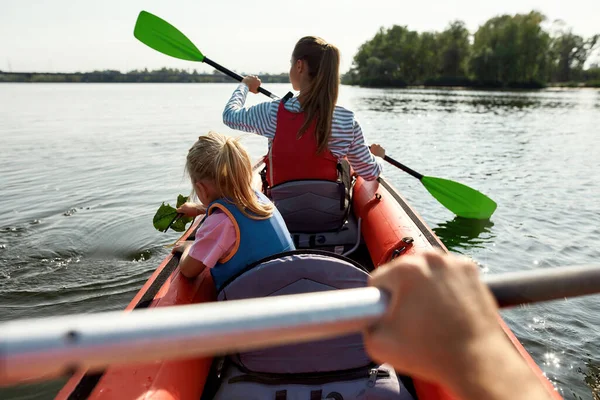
[211,251,414,400]
[269,179,361,257]
[291,212,362,257]
[269,180,350,234]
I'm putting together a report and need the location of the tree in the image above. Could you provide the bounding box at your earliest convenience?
[550,31,599,82]
[470,12,550,87]
[438,21,470,78]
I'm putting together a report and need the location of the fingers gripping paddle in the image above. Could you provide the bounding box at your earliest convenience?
[133,11,279,99]
[384,155,497,220]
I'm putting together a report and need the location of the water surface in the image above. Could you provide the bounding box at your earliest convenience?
[1,83,599,399]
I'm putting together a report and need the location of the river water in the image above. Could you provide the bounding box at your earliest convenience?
[1,83,599,399]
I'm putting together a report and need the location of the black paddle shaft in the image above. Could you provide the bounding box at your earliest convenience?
[486,265,600,307]
[383,156,424,180]
[203,56,278,99]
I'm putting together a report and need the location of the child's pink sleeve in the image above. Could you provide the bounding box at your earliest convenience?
[187,211,236,269]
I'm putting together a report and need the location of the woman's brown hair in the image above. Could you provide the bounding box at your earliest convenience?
[292,36,340,153]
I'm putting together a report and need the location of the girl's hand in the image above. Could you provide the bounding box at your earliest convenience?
[242,75,262,94]
[171,241,190,254]
[176,202,205,218]
[370,144,386,158]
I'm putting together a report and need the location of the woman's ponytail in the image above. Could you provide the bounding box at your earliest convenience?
[292,37,340,153]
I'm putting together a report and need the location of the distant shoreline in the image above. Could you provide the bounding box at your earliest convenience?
[1,70,598,89]
[0,69,290,84]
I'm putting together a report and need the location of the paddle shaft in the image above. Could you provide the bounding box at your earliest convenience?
[203,56,278,99]
[384,155,424,180]
[1,264,599,386]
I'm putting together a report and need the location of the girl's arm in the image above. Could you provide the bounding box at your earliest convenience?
[222,83,278,139]
[177,202,206,217]
[346,118,384,181]
[173,212,237,279]
[173,242,207,278]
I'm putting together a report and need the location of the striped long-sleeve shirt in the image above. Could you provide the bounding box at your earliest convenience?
[222,84,383,180]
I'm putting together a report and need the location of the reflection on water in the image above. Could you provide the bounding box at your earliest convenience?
[433,217,495,252]
[358,90,579,114]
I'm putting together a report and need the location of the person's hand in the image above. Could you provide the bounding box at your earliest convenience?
[171,241,190,254]
[363,251,505,386]
[242,75,261,94]
[176,202,205,218]
[370,144,386,158]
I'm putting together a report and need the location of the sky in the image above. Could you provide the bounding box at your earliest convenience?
[1,0,599,74]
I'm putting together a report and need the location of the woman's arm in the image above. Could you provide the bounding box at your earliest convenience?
[222,82,278,139]
[345,118,384,181]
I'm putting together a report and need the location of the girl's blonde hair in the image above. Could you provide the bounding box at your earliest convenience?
[292,36,340,153]
[186,132,273,219]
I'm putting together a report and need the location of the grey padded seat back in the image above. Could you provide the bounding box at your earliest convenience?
[270,180,347,233]
[217,252,371,374]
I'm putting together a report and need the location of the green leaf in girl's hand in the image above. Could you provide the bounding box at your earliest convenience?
[153,194,193,232]
[153,202,178,232]
[176,194,189,208]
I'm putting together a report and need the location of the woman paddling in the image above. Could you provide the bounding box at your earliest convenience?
[222,36,386,188]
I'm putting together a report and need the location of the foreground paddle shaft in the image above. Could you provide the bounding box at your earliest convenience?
[1,265,599,386]
[0,288,386,386]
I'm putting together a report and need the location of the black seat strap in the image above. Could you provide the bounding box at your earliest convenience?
[227,363,382,386]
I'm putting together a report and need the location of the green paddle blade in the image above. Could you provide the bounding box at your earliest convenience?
[421,176,497,220]
[134,11,204,62]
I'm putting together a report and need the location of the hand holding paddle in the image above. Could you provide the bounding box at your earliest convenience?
[1,256,599,386]
[366,252,555,399]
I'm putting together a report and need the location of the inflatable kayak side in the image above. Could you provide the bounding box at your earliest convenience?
[355,177,560,400]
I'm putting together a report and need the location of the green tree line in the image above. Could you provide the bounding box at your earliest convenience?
[344,11,600,88]
[0,68,290,83]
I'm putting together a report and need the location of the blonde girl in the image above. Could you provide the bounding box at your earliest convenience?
[173,132,294,289]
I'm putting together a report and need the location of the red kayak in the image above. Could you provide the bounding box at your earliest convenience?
[57,176,560,400]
